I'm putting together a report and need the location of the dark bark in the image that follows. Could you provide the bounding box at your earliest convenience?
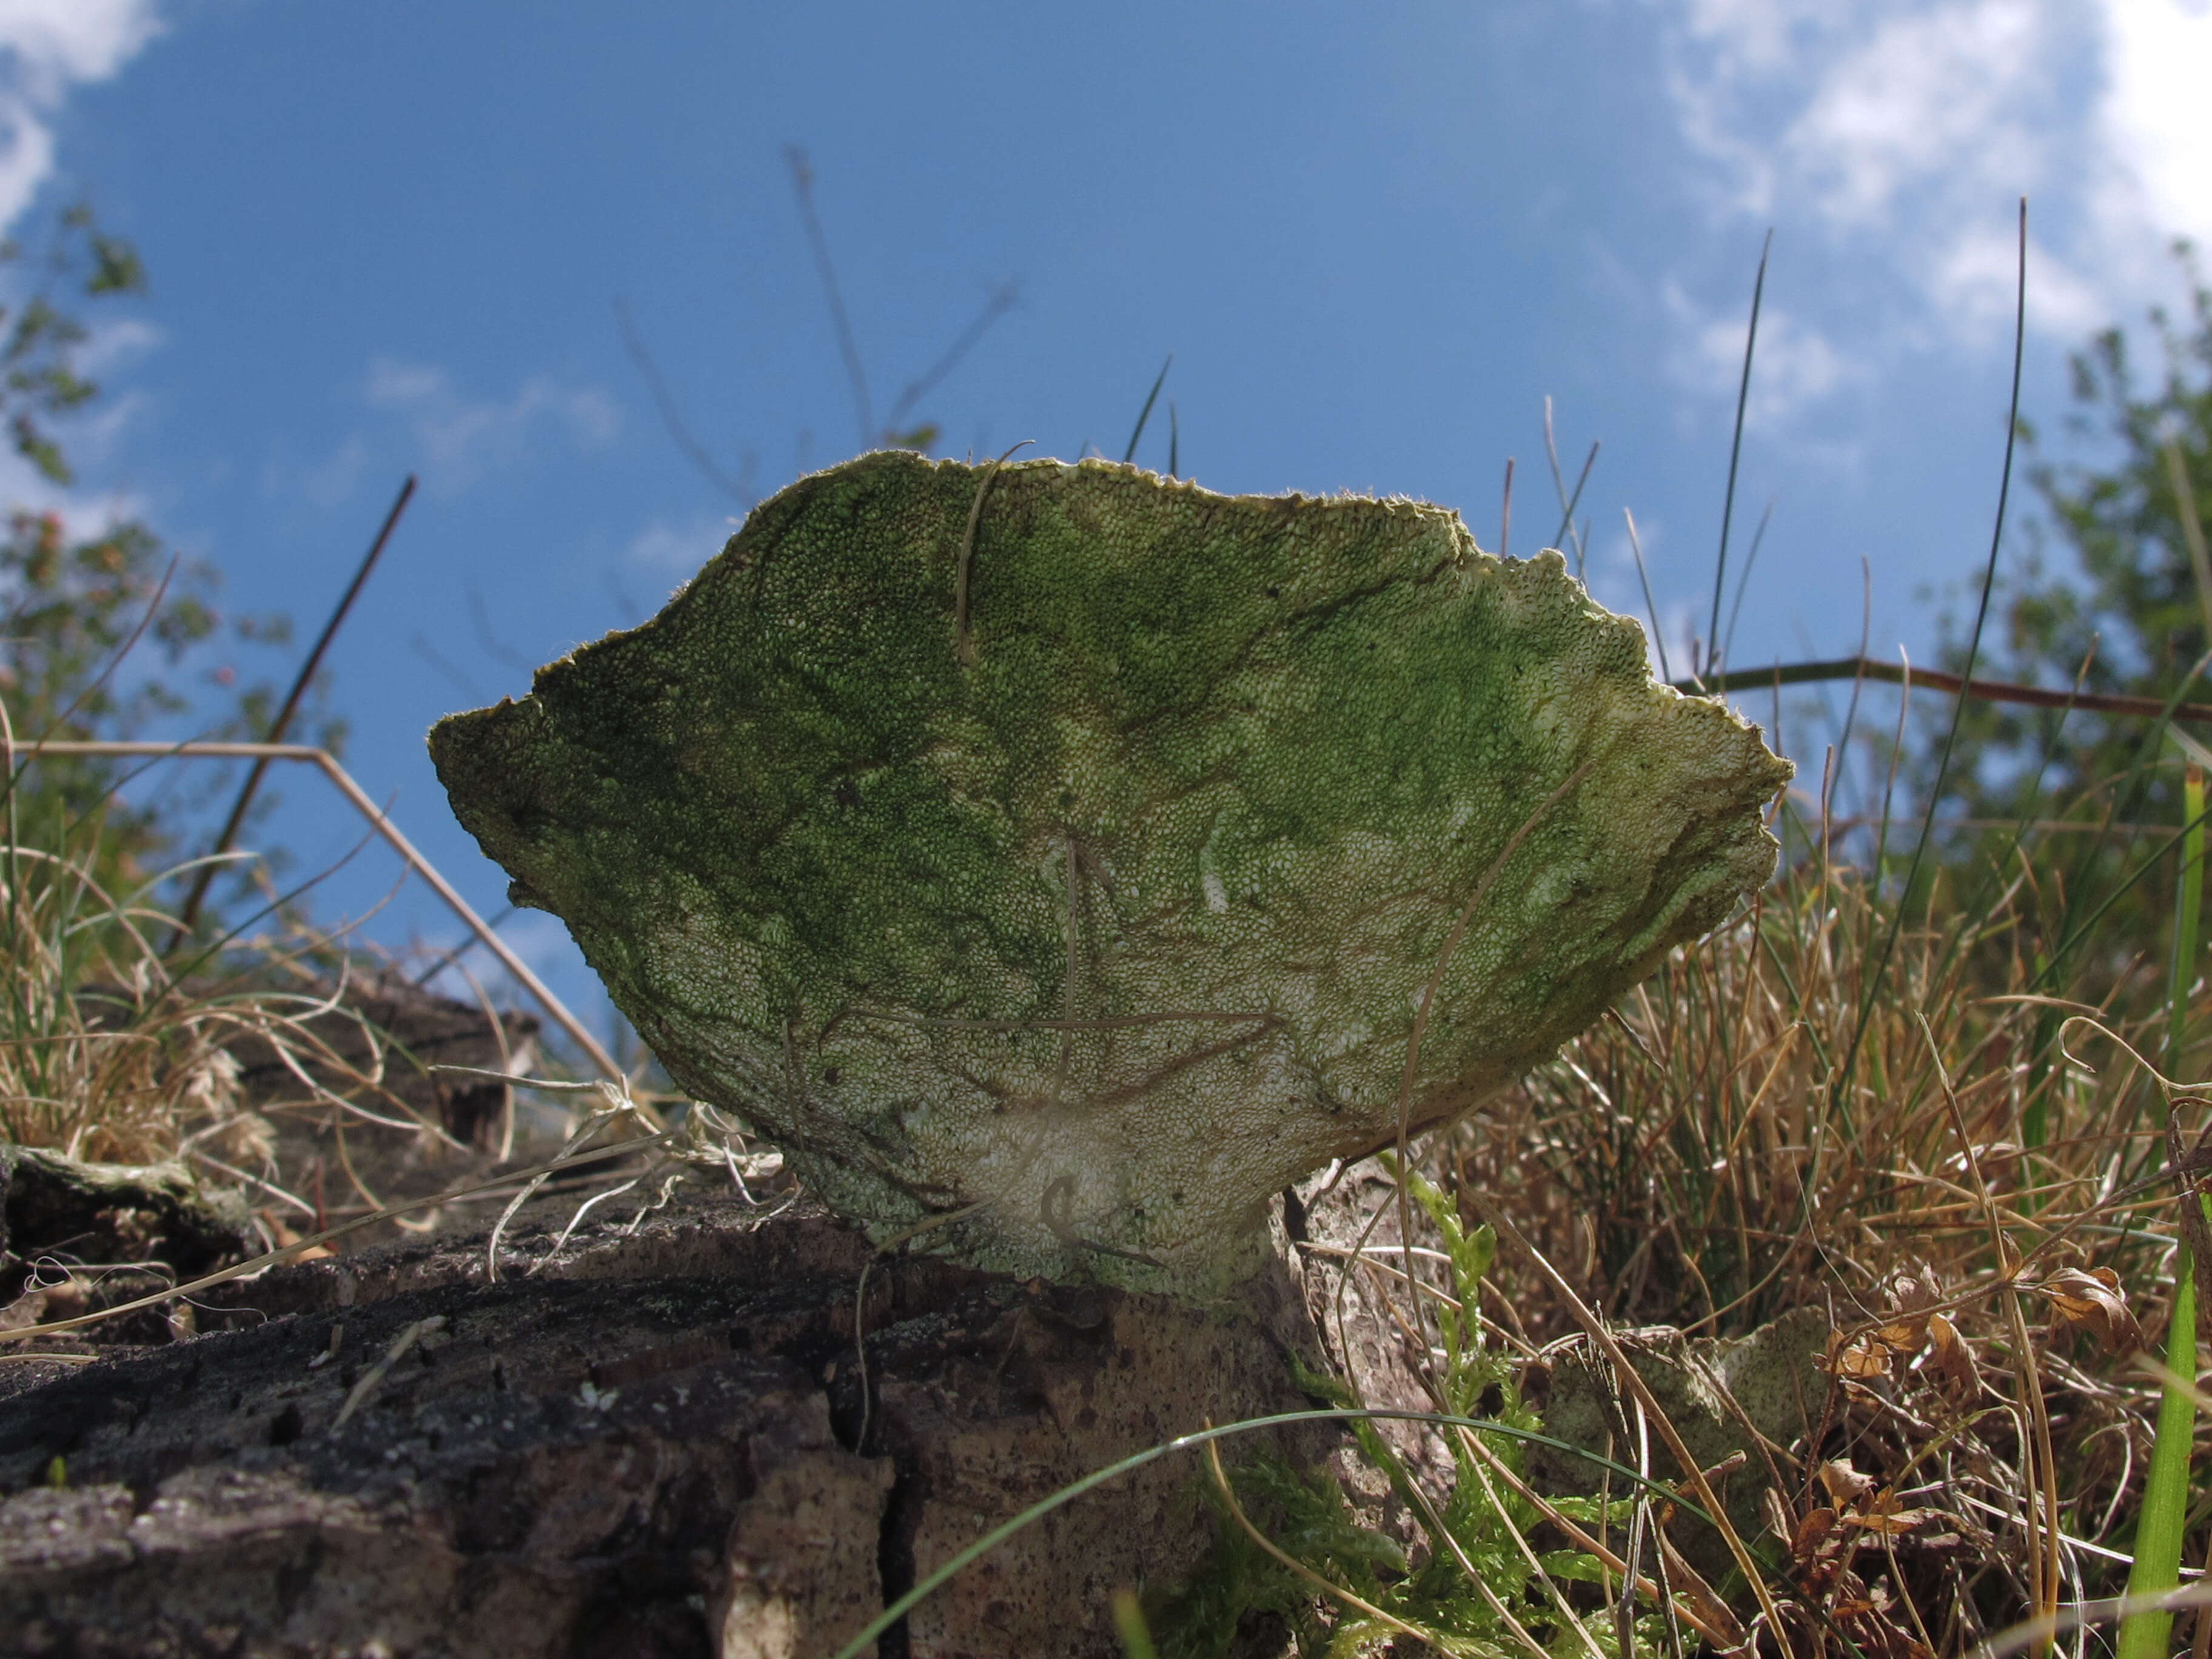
[0,1185,1352,1658]
[0,1144,255,1282]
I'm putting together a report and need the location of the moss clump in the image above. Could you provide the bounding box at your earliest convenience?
[432,452,1789,1294]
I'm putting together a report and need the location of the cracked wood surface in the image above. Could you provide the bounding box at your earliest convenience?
[0,1184,1373,1658]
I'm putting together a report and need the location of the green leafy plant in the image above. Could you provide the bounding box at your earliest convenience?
[0,204,337,909]
[1911,244,2212,954]
[1146,1171,1674,1658]
[1,202,147,488]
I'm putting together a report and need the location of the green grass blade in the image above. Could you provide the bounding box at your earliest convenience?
[1708,228,1771,677]
[1719,497,1774,674]
[2120,1259,2200,1659]
[1111,1589,1159,1659]
[2173,763,2206,1061]
[1836,199,2028,1108]
[2119,760,2208,1659]
[1122,355,1172,465]
[823,1407,1729,1659]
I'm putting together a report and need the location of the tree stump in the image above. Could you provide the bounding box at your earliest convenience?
[0,1182,1377,1658]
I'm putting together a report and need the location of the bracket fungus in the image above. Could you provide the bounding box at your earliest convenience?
[431,452,1791,1296]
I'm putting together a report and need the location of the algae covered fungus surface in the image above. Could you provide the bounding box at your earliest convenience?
[431,452,1791,1295]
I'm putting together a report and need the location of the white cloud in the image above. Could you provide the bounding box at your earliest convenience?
[0,0,163,230]
[623,511,742,577]
[363,357,620,492]
[1662,0,2071,225]
[2102,0,2212,245]
[0,447,144,531]
[1666,284,1863,424]
[1926,222,2107,339]
[1650,0,2212,404]
[1781,2,2053,228]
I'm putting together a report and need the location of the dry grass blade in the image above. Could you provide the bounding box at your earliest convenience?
[18,739,620,1079]
[168,474,416,945]
[1470,1196,1791,1640]
[1920,1010,2062,1643]
[0,1130,667,1348]
[4,1056,757,1358]
[1435,742,2205,1643]
[330,1313,444,1430]
[474,1074,657,1284]
[953,441,1033,666]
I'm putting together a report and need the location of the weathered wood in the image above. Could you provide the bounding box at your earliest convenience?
[1,1185,1349,1658]
[0,1142,255,1284]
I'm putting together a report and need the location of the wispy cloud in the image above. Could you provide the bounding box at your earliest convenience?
[623,512,741,577]
[0,4,167,536]
[1663,282,1865,426]
[1649,0,2212,412]
[1682,0,2062,227]
[2096,0,2212,284]
[0,0,163,230]
[293,432,372,510]
[362,357,620,493]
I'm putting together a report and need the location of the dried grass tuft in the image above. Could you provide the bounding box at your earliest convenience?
[1430,794,2197,1648]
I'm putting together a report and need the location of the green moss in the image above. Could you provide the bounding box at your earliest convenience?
[432,452,1789,1293]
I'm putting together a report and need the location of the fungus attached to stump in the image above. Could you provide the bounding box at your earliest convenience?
[431,452,1791,1295]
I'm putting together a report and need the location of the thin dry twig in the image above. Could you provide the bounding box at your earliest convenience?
[330,1313,445,1431]
[20,739,619,1079]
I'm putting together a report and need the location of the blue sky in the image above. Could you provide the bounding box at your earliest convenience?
[5,0,2210,1042]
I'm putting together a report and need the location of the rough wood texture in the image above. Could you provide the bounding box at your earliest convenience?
[0,1144,255,1285]
[1,973,545,1339]
[1,1182,1366,1658]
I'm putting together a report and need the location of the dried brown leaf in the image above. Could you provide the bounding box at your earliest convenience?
[1842,1488,1936,1536]
[1826,1328,1894,1379]
[1890,1265,1943,1316]
[1791,1506,1838,1560]
[1924,1310,1980,1401]
[1844,1506,1934,1536]
[1818,1459,1877,1503]
[2031,1264,2143,1353]
[1876,1319,1928,1352]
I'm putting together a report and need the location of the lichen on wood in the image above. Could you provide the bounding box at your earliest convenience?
[431,452,1791,1295]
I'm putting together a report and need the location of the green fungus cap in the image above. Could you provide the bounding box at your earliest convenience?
[431,452,1791,1296]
